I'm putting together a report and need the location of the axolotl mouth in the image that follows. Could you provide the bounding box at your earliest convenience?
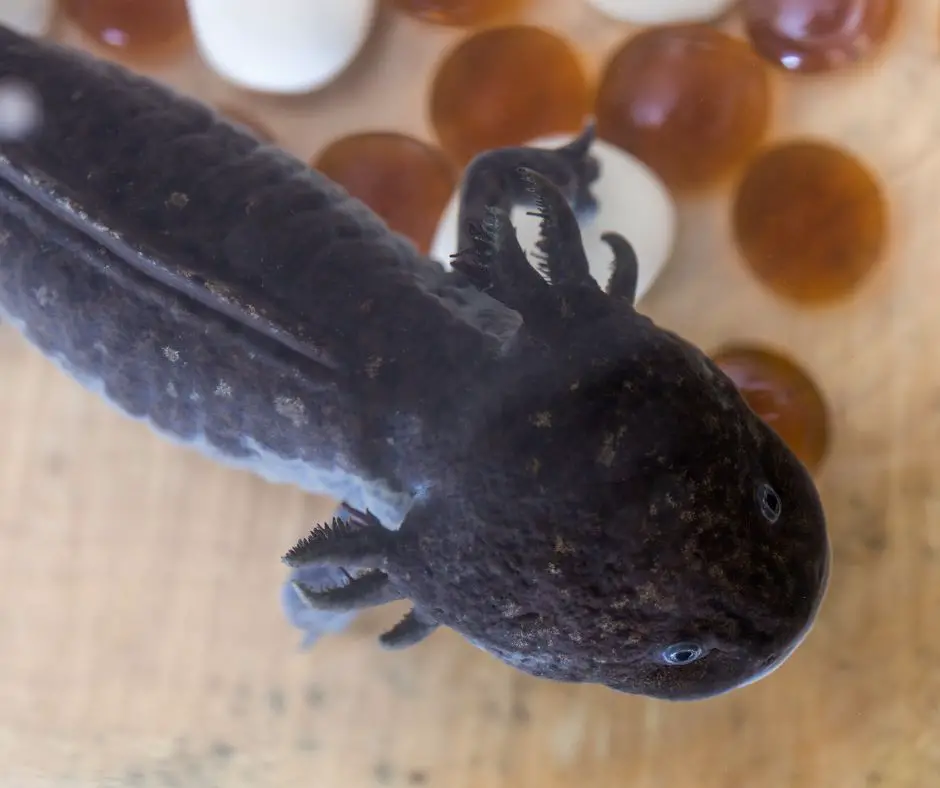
[738,536,831,691]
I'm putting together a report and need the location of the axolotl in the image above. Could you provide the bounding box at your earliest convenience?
[0,25,829,702]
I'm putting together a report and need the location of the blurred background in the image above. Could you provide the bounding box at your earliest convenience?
[2,1,939,786]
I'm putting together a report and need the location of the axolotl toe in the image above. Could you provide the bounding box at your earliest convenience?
[0,25,829,701]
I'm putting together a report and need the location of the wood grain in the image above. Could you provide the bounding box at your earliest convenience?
[1,1,938,786]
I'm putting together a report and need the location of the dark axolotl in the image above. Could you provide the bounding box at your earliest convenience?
[0,24,829,702]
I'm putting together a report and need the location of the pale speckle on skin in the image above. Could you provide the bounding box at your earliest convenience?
[637,582,659,606]
[215,380,233,398]
[554,535,574,554]
[166,382,178,398]
[511,629,537,649]
[189,391,202,403]
[365,356,383,379]
[274,396,308,428]
[501,601,522,617]
[598,615,616,633]
[34,285,54,307]
[531,411,552,428]
[597,433,616,467]
[166,191,189,208]
[163,346,180,363]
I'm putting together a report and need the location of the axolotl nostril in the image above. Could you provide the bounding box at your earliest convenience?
[0,24,830,702]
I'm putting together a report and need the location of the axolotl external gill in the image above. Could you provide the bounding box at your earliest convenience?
[0,24,830,702]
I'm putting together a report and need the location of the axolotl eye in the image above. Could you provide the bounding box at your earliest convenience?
[757,482,783,523]
[661,642,706,666]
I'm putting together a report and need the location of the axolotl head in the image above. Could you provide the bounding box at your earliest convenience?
[508,339,831,702]
[282,161,830,703]
[412,155,829,700]
[440,166,831,701]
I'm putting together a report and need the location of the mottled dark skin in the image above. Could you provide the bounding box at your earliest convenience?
[0,25,829,701]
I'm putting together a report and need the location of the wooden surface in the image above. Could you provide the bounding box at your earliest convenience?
[2,2,940,786]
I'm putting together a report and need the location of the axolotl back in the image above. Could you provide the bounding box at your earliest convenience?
[0,25,829,701]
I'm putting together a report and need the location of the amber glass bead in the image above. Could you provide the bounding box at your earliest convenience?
[388,0,527,27]
[429,25,591,165]
[218,106,275,144]
[741,0,898,74]
[62,0,191,61]
[712,344,829,473]
[595,25,771,192]
[732,140,886,304]
[313,132,457,254]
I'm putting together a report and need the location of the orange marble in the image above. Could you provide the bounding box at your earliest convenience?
[429,25,591,164]
[62,0,191,61]
[732,139,887,304]
[388,0,528,27]
[312,132,458,254]
[595,24,771,192]
[741,0,898,74]
[712,344,830,473]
